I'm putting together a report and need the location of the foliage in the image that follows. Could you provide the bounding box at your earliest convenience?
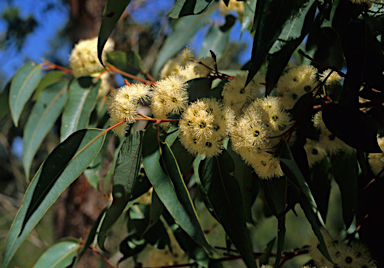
[1,0,384,267]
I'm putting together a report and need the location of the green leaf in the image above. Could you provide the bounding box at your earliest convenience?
[278,140,332,263]
[32,239,81,268]
[74,207,107,266]
[322,103,381,153]
[84,148,103,189]
[310,157,331,222]
[274,217,286,268]
[98,0,132,66]
[119,236,147,263]
[266,0,316,95]
[153,5,216,75]
[9,62,42,126]
[0,81,10,121]
[1,129,106,268]
[187,78,213,101]
[330,151,358,229]
[106,51,143,75]
[197,151,256,268]
[23,81,68,180]
[246,0,307,85]
[262,177,287,217]
[197,15,236,60]
[259,237,276,264]
[61,77,101,141]
[168,0,214,18]
[171,139,195,177]
[98,131,144,251]
[142,190,164,237]
[226,142,257,223]
[33,70,66,101]
[142,124,212,251]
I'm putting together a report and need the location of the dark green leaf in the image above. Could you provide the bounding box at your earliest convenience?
[119,236,147,263]
[0,81,10,121]
[142,190,164,237]
[262,177,287,217]
[316,0,333,21]
[330,151,358,229]
[171,139,195,177]
[74,207,108,266]
[9,62,42,126]
[198,151,256,268]
[153,6,216,75]
[32,239,81,268]
[23,81,68,180]
[33,70,66,101]
[187,78,213,101]
[241,0,256,33]
[274,217,286,268]
[322,103,381,153]
[168,0,214,18]
[84,147,104,189]
[278,140,332,263]
[310,157,331,222]
[61,77,100,141]
[266,1,316,95]
[259,237,276,264]
[98,131,144,251]
[106,51,143,75]
[1,129,106,268]
[98,0,132,66]
[246,0,307,85]
[142,124,212,251]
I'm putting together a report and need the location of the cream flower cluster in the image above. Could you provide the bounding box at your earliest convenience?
[304,138,327,168]
[106,83,150,136]
[309,229,376,268]
[313,112,354,155]
[69,37,114,77]
[179,98,234,157]
[368,136,384,176]
[222,71,265,116]
[230,97,293,179]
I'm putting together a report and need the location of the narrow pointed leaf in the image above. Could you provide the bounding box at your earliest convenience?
[197,151,256,268]
[32,240,81,268]
[23,81,68,180]
[330,151,358,229]
[33,70,66,101]
[142,125,212,251]
[9,62,42,126]
[241,0,256,33]
[153,6,216,75]
[1,129,106,268]
[168,0,214,18]
[0,81,10,120]
[98,131,144,251]
[262,177,287,217]
[106,51,143,75]
[98,0,132,66]
[61,77,100,141]
[142,190,164,236]
[274,217,286,268]
[246,0,307,85]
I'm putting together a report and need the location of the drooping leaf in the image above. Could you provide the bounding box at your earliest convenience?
[9,62,42,126]
[246,0,307,85]
[0,81,10,121]
[197,151,256,268]
[106,51,143,75]
[153,6,216,75]
[274,217,286,268]
[262,177,287,217]
[316,0,334,21]
[98,0,132,66]
[74,207,107,266]
[32,239,81,268]
[61,77,101,141]
[330,151,358,229]
[171,139,195,177]
[168,0,214,18]
[84,147,104,189]
[187,78,213,101]
[241,0,256,33]
[23,81,68,180]
[1,129,106,268]
[198,15,236,60]
[322,103,381,153]
[265,0,316,95]
[142,124,212,251]
[290,92,315,146]
[119,236,147,263]
[142,190,164,237]
[309,157,331,222]
[259,237,276,264]
[98,131,144,251]
[278,140,332,263]
[33,70,66,101]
